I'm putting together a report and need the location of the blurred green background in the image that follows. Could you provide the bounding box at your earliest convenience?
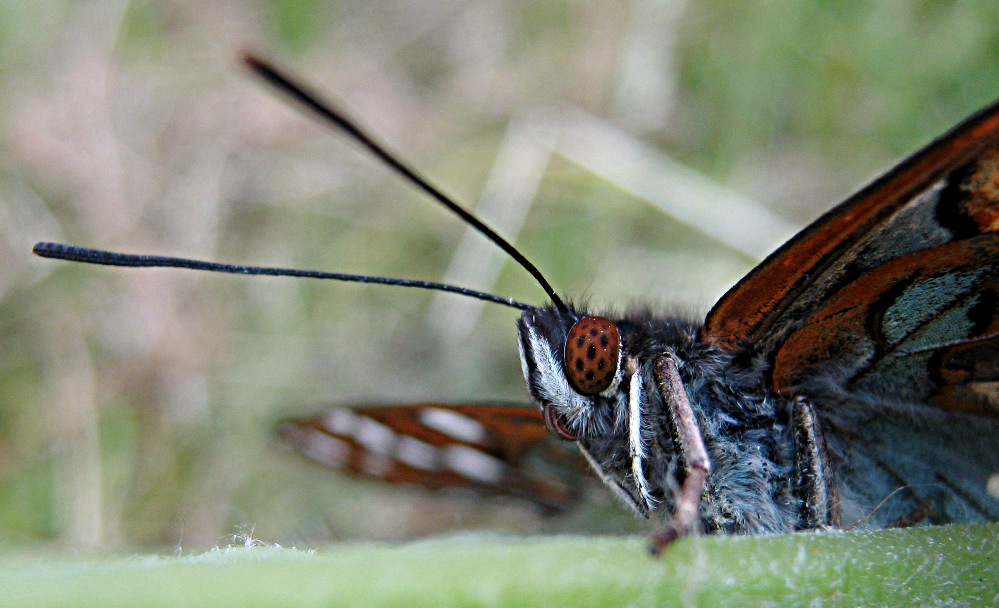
[2,1,999,553]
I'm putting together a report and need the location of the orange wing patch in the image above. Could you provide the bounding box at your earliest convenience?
[962,148,999,232]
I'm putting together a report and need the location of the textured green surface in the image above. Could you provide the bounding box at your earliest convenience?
[3,525,996,608]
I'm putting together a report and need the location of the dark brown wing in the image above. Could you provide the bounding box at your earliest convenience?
[277,403,586,511]
[703,100,999,414]
[772,237,999,415]
[705,100,999,348]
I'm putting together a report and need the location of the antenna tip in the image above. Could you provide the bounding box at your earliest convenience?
[242,52,281,80]
[242,52,262,69]
[242,53,288,90]
[32,242,55,257]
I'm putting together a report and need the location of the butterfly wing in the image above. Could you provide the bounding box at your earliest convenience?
[277,403,586,512]
[772,237,999,414]
[704,100,999,415]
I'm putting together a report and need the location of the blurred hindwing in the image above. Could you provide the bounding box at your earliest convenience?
[278,403,586,511]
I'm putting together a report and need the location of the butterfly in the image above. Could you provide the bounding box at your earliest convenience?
[34,55,999,554]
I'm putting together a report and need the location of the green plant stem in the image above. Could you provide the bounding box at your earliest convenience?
[2,524,995,608]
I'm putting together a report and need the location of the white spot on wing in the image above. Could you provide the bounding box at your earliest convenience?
[420,408,487,444]
[322,409,359,435]
[395,436,441,471]
[444,445,505,484]
[354,417,397,457]
[302,430,351,468]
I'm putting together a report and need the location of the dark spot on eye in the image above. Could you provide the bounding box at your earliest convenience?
[563,316,621,396]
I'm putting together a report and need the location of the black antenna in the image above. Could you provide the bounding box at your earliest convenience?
[242,54,569,313]
[33,242,532,311]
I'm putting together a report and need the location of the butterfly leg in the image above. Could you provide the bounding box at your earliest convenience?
[791,396,837,528]
[886,496,939,528]
[648,354,711,555]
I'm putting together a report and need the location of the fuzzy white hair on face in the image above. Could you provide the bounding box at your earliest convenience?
[628,368,658,510]
[519,322,590,422]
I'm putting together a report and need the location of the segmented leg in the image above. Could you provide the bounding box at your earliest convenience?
[791,396,837,528]
[649,354,711,555]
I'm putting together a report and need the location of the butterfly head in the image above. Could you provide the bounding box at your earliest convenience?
[517,306,628,440]
[519,305,679,516]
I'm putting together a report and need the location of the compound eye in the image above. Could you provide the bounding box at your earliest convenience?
[564,316,620,395]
